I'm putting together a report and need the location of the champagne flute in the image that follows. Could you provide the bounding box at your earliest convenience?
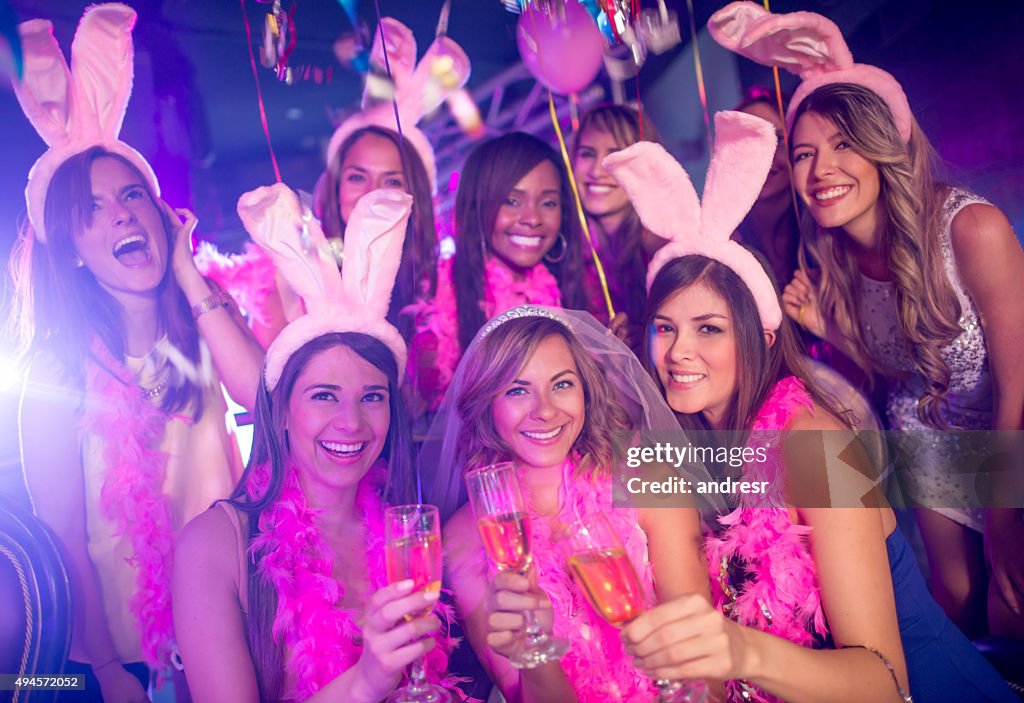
[560,512,708,703]
[465,462,570,668]
[384,504,451,703]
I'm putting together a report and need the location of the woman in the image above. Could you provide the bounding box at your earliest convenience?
[709,0,1024,638]
[174,186,464,702]
[201,14,467,362]
[570,104,665,341]
[600,110,1015,700]
[429,306,719,702]
[410,133,588,413]
[10,6,263,699]
[200,124,438,353]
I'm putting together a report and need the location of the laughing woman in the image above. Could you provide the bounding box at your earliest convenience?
[9,5,262,699]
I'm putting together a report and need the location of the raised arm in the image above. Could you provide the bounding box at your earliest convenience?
[20,354,149,703]
[166,204,263,412]
[444,507,577,703]
[623,412,908,703]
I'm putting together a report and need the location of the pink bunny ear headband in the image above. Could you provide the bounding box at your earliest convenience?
[603,110,782,331]
[708,1,912,143]
[325,17,471,193]
[237,184,412,391]
[12,3,160,243]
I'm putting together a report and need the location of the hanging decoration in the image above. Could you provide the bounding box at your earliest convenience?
[516,1,604,95]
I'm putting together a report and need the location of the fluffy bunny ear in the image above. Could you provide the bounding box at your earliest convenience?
[237,183,343,314]
[706,1,768,53]
[400,35,471,122]
[12,19,73,147]
[68,3,136,141]
[699,111,778,243]
[361,17,417,109]
[602,142,700,243]
[709,1,852,78]
[340,189,413,320]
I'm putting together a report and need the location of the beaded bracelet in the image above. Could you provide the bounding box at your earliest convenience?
[843,645,913,702]
[190,290,231,320]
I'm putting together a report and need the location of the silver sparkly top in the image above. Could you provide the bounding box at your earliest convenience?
[859,189,993,430]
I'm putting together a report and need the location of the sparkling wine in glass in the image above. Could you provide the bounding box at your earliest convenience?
[465,462,569,668]
[561,513,707,703]
[384,505,451,703]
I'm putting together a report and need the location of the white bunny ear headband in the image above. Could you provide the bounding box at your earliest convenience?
[325,17,471,193]
[708,1,912,143]
[12,3,160,243]
[237,184,413,391]
[603,110,782,331]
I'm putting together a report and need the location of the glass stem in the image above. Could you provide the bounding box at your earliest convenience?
[522,608,548,646]
[406,655,429,694]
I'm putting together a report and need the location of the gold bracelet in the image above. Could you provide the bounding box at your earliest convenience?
[190,290,230,320]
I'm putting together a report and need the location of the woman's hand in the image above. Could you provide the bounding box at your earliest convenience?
[484,569,554,660]
[622,593,750,682]
[162,201,202,286]
[350,580,442,701]
[782,269,826,339]
[95,663,150,703]
[609,311,634,347]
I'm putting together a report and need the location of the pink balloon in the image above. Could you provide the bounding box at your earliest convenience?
[517,2,605,95]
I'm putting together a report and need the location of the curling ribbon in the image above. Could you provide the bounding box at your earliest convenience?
[242,0,282,183]
[548,92,615,320]
[761,0,803,229]
[684,0,712,154]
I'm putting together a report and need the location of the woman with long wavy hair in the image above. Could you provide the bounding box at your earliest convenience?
[709,1,1024,640]
[425,307,717,702]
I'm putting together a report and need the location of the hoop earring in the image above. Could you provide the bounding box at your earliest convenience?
[544,232,568,264]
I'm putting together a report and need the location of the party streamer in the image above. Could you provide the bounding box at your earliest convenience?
[548,92,615,320]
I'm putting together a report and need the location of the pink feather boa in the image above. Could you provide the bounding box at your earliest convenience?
[194,241,278,327]
[406,256,562,411]
[84,342,176,672]
[704,377,829,703]
[247,462,471,702]
[473,459,658,701]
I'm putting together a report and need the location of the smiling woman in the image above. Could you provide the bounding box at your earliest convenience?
[173,185,467,703]
[408,132,587,414]
[423,306,720,703]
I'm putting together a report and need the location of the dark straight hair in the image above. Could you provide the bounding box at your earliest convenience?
[225,332,414,700]
[642,254,837,436]
[452,132,587,352]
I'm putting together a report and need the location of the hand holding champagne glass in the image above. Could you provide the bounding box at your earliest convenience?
[465,462,569,668]
[384,504,451,703]
[559,512,708,703]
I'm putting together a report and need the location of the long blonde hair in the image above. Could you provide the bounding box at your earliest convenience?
[794,84,960,427]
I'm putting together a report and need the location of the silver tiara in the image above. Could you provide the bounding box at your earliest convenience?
[478,305,569,339]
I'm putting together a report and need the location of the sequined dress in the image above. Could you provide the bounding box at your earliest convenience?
[859,189,993,531]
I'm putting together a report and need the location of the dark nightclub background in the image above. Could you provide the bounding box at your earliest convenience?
[0,0,1022,505]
